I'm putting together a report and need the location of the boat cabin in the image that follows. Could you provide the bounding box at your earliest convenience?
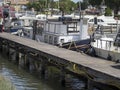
[35,17,81,45]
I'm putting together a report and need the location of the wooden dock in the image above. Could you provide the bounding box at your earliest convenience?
[0,32,120,89]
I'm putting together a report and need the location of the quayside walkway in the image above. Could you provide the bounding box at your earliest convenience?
[0,32,120,89]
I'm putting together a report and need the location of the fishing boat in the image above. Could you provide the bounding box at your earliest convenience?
[19,14,90,52]
[34,16,90,51]
[90,24,120,62]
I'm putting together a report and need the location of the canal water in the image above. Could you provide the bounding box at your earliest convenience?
[0,53,88,90]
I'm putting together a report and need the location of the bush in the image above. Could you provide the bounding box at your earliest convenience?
[104,7,112,16]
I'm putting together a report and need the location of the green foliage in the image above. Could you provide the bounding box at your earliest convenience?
[105,0,120,14]
[26,0,46,12]
[59,0,76,13]
[88,0,102,7]
[88,0,120,14]
[104,7,112,16]
[26,0,85,14]
[0,75,16,90]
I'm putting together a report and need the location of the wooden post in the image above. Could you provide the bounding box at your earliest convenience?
[87,79,94,90]
[60,66,66,87]
[33,20,37,40]
[29,58,35,73]
[25,54,30,70]
[15,51,19,64]
[18,53,23,66]
[0,39,2,52]
[6,43,10,59]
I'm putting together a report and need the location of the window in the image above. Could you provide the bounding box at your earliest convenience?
[89,19,94,22]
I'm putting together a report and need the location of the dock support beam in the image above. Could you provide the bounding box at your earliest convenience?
[6,45,10,59]
[15,50,19,64]
[60,66,66,87]
[0,40,2,52]
[87,79,94,90]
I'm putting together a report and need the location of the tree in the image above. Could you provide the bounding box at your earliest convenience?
[105,0,120,14]
[59,0,76,14]
[26,0,76,14]
[26,0,47,13]
[76,0,89,10]
[104,7,112,16]
[88,0,102,7]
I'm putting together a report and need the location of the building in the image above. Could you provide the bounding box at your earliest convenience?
[5,0,29,11]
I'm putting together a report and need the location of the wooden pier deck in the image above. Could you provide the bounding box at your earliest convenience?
[0,32,120,88]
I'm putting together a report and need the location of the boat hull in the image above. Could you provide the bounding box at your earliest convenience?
[62,39,91,52]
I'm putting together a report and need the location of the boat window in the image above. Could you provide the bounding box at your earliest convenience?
[54,37,58,45]
[60,39,64,43]
[97,19,100,22]
[49,36,53,44]
[38,17,41,19]
[36,21,44,35]
[101,19,104,22]
[43,17,46,19]
[89,19,94,22]
[44,35,48,43]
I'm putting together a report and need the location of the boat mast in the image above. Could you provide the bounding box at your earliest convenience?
[79,1,83,40]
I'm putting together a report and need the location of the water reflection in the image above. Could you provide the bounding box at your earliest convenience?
[0,54,87,90]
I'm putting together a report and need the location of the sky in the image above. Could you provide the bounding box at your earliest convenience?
[72,0,83,3]
[54,0,83,3]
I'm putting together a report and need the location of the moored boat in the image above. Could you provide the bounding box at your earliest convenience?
[90,24,120,62]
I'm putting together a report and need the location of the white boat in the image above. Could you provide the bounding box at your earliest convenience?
[35,17,90,47]
[36,14,47,21]
[20,15,90,51]
[87,15,120,28]
[90,25,120,62]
